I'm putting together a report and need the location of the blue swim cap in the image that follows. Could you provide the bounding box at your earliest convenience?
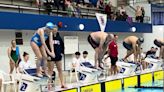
[46,22,55,30]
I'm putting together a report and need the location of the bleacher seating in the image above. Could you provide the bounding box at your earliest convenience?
[0,0,151,22]
[0,0,104,19]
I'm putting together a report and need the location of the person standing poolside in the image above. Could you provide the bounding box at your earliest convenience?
[108,34,119,75]
[46,27,67,88]
[7,40,20,74]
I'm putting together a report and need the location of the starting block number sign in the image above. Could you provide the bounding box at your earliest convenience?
[124,76,138,88]
[20,82,28,92]
[140,73,152,86]
[81,83,101,92]
[105,79,122,92]
[154,70,164,80]
[63,88,77,92]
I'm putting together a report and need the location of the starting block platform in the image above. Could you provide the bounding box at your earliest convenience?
[117,61,138,75]
[144,58,163,71]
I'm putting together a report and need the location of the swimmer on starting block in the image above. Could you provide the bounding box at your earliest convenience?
[122,36,144,63]
[88,31,114,69]
[30,22,55,77]
[154,38,164,59]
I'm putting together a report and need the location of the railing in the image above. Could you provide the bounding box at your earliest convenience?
[0,2,151,23]
[0,3,104,19]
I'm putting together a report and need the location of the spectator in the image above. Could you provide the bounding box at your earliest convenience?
[75,0,85,6]
[60,0,66,11]
[74,3,81,17]
[105,1,112,19]
[81,51,94,69]
[36,0,43,7]
[97,0,104,9]
[66,0,75,16]
[107,34,118,75]
[119,5,126,16]
[145,47,154,58]
[53,0,60,10]
[44,0,53,15]
[89,0,98,7]
[72,52,81,70]
[115,12,123,21]
[141,7,145,23]
[122,12,128,21]
[7,40,21,74]
[81,51,89,62]
[18,52,32,73]
[153,47,158,55]
[135,6,142,22]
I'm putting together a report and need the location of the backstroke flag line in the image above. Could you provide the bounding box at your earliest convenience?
[96,13,107,32]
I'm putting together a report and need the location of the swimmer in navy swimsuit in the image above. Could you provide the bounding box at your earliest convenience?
[30,22,55,77]
[88,31,114,69]
[123,36,144,62]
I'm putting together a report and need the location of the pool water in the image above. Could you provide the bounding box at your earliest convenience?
[111,79,163,92]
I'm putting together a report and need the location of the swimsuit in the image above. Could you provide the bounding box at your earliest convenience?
[31,33,48,47]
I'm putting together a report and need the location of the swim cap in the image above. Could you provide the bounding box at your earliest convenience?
[138,37,144,43]
[46,22,55,30]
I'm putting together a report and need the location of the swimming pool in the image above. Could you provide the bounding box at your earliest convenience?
[111,79,163,92]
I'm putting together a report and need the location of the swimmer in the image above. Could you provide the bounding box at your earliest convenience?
[88,31,114,69]
[7,40,20,74]
[122,36,144,62]
[30,22,55,77]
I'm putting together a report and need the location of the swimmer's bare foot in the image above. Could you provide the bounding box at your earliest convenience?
[61,85,67,88]
[99,63,104,70]
[36,73,43,77]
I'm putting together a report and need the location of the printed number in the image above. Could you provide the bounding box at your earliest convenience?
[148,64,153,68]
[20,82,28,91]
[120,68,125,73]
[34,37,39,42]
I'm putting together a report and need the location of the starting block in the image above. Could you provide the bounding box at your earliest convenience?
[78,62,104,83]
[144,58,163,71]
[18,68,50,92]
[117,61,138,76]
